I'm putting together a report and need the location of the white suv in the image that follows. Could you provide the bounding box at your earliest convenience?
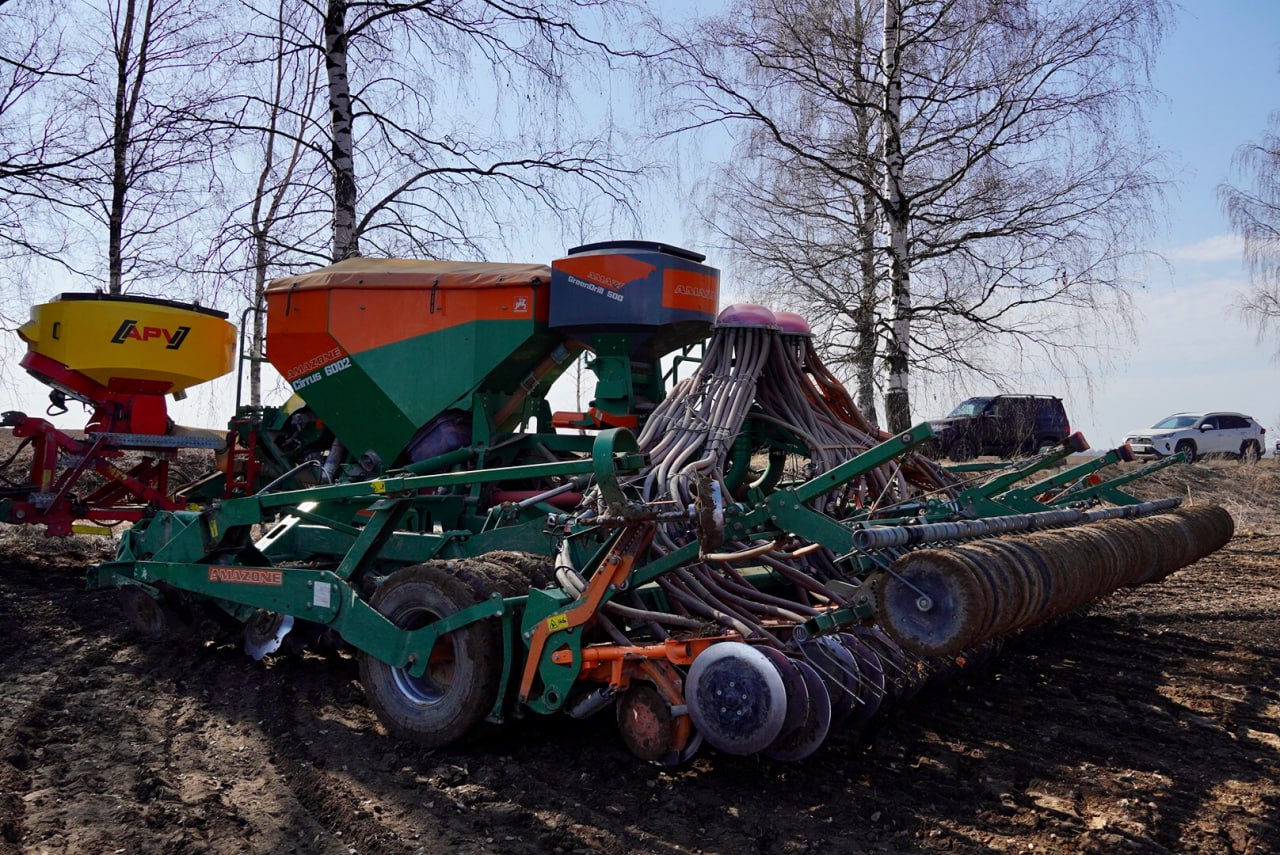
[1125,412,1265,462]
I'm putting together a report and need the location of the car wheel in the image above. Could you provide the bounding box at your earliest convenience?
[1174,439,1196,463]
[947,437,977,463]
[1240,439,1262,464]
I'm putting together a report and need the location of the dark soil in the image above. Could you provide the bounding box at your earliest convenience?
[0,462,1276,854]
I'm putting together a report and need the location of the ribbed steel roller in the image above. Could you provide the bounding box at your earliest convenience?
[955,542,1018,637]
[875,550,992,656]
[877,506,1238,657]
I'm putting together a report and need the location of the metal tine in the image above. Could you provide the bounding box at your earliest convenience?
[792,642,866,702]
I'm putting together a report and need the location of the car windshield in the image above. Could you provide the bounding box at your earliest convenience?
[947,397,992,418]
[1152,415,1199,429]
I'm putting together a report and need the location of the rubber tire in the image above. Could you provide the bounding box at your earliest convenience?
[1174,439,1196,463]
[1240,440,1261,464]
[1036,438,1059,454]
[947,437,978,463]
[358,562,503,748]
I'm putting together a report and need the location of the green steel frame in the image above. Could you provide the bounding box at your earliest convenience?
[91,416,1171,725]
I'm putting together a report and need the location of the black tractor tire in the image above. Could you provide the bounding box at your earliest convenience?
[1036,437,1060,454]
[474,550,557,591]
[947,437,978,463]
[358,561,505,747]
[1174,439,1197,463]
[1240,439,1262,464]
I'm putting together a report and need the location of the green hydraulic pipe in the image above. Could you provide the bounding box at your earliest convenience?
[964,445,1076,498]
[402,446,477,475]
[213,429,644,528]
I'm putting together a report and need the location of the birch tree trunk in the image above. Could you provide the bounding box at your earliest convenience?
[856,182,880,428]
[81,0,228,295]
[109,0,151,294]
[880,0,911,433]
[325,0,358,262]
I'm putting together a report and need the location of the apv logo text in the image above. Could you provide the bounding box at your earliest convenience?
[111,319,191,350]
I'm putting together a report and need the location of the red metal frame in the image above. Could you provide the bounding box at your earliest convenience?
[21,350,171,435]
[3,414,189,536]
[0,345,199,534]
[223,415,262,497]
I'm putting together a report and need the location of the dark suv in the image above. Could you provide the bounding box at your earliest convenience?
[928,395,1071,462]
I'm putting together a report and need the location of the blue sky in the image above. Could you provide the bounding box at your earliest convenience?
[5,0,1279,454]
[1076,0,1280,447]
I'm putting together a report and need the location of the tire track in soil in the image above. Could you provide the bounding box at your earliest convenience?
[109,638,356,854]
[0,565,344,854]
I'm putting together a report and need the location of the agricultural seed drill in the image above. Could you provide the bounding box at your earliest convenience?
[6,241,1231,764]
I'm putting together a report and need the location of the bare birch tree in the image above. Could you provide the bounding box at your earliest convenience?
[1220,105,1280,353]
[0,2,95,275]
[73,0,235,294]
[704,0,885,425]
[285,0,643,263]
[202,1,329,406]
[667,0,1168,431]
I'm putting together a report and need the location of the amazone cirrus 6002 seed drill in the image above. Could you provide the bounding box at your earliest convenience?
[5,241,1226,764]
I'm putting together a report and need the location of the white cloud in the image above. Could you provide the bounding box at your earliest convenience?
[1170,234,1244,263]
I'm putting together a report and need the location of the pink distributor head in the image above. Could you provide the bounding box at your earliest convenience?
[715,304,778,329]
[774,312,812,336]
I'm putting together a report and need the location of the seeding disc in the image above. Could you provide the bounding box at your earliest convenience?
[837,633,886,726]
[118,586,177,639]
[877,552,988,657]
[686,642,788,755]
[756,646,811,745]
[764,659,833,762]
[118,586,165,638]
[617,683,677,763]
[244,611,295,661]
[798,636,860,725]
